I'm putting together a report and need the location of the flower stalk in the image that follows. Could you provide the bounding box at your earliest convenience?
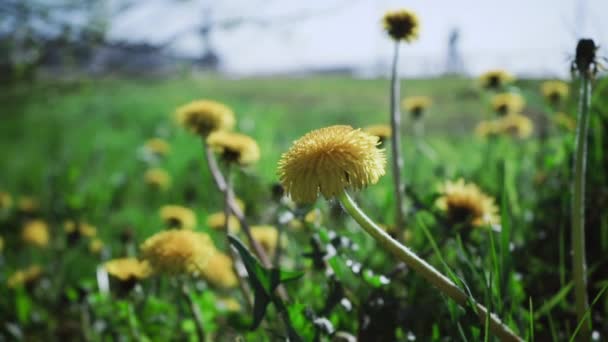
[181,282,206,342]
[338,190,521,342]
[571,71,591,340]
[203,141,289,301]
[203,141,271,267]
[389,41,406,231]
[222,164,253,310]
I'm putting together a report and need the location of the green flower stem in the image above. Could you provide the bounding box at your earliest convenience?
[389,41,406,231]
[181,282,206,342]
[222,165,253,311]
[203,141,289,301]
[338,191,522,342]
[203,142,271,267]
[572,74,591,340]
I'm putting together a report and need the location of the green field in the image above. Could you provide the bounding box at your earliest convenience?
[1,74,607,341]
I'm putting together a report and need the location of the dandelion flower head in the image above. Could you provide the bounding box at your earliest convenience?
[145,138,171,157]
[491,92,525,116]
[22,220,50,248]
[160,205,197,230]
[144,168,171,191]
[206,212,240,233]
[200,252,238,289]
[436,179,499,228]
[175,100,235,137]
[479,70,515,90]
[402,96,432,118]
[104,258,152,282]
[141,230,215,276]
[251,225,283,256]
[8,265,42,288]
[497,113,533,139]
[0,191,12,210]
[364,124,392,144]
[206,131,260,166]
[541,81,569,104]
[554,112,576,131]
[278,125,386,203]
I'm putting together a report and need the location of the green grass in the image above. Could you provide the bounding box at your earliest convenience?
[1,74,606,341]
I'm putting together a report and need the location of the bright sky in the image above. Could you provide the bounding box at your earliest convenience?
[109,0,608,77]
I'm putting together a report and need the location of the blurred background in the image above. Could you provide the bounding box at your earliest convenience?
[2,0,607,82]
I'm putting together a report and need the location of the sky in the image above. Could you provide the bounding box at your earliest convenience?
[108,0,608,77]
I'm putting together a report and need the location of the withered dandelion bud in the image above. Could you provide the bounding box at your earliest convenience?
[574,39,599,77]
[382,10,420,42]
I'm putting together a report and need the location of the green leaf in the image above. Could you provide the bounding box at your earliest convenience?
[500,174,513,282]
[15,287,31,325]
[277,269,305,284]
[228,235,272,329]
[228,234,304,332]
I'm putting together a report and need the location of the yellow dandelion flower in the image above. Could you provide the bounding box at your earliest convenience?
[475,120,500,138]
[144,168,171,191]
[175,100,235,137]
[22,220,49,248]
[382,9,420,42]
[364,124,392,144]
[206,212,240,232]
[402,96,432,118]
[491,93,525,116]
[403,229,413,243]
[287,219,304,231]
[251,225,283,256]
[145,138,171,157]
[141,230,215,276]
[554,112,576,131]
[0,191,12,210]
[234,197,246,212]
[200,252,238,289]
[497,113,534,139]
[479,70,515,90]
[64,220,77,234]
[304,208,322,226]
[104,258,152,281]
[218,297,241,312]
[160,205,197,230]
[541,80,569,104]
[64,220,97,238]
[89,239,104,254]
[277,125,386,203]
[7,265,42,288]
[18,196,39,213]
[436,179,499,228]
[206,131,260,166]
[79,223,97,238]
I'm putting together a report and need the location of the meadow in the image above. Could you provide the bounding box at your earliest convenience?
[1,71,607,341]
